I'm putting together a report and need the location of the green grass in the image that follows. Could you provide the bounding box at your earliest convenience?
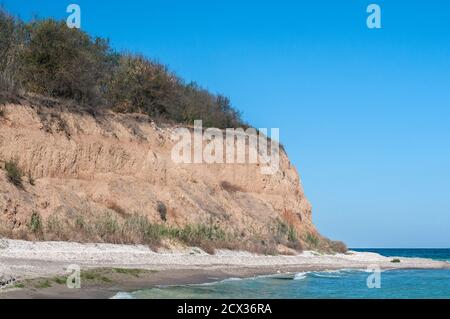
[81,270,112,283]
[29,212,43,234]
[52,276,67,285]
[287,225,297,243]
[4,159,22,187]
[305,232,320,248]
[112,268,143,277]
[14,282,25,289]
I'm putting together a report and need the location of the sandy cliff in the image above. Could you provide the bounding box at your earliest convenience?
[0,101,337,253]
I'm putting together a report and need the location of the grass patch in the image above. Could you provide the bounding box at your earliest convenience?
[81,269,112,283]
[46,215,64,237]
[274,220,302,251]
[14,282,25,289]
[11,210,274,255]
[106,201,127,217]
[34,280,52,289]
[52,276,67,285]
[112,268,143,277]
[305,232,320,249]
[287,225,297,243]
[29,212,43,234]
[4,159,22,187]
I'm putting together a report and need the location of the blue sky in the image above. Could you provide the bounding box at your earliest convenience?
[3,0,450,248]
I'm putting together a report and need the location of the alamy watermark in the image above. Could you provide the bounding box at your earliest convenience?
[171,120,280,175]
[66,264,81,289]
[66,4,81,29]
[367,4,382,29]
[366,265,381,289]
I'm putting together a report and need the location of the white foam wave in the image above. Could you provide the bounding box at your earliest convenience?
[293,272,308,280]
[111,291,135,299]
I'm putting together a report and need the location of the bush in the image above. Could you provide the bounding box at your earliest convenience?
[20,19,115,104]
[391,258,401,263]
[330,240,348,253]
[29,212,43,234]
[0,9,25,93]
[156,201,167,222]
[106,55,180,117]
[4,159,22,187]
[287,225,297,242]
[220,181,243,193]
[46,215,64,238]
[305,232,320,248]
[1,8,246,129]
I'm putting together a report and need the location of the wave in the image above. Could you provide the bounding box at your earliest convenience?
[111,291,135,299]
[293,272,308,280]
[292,269,369,280]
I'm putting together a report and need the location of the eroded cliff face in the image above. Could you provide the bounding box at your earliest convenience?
[0,102,332,253]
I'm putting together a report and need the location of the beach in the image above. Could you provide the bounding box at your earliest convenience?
[0,239,449,298]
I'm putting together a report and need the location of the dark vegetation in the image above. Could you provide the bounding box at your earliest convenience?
[4,159,22,187]
[0,9,244,128]
[15,268,153,290]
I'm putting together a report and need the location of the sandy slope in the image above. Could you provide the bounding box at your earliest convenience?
[0,103,318,250]
[1,239,449,285]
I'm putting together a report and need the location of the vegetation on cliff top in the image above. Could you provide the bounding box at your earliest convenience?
[0,9,244,128]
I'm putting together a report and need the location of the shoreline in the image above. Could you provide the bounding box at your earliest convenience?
[1,239,449,299]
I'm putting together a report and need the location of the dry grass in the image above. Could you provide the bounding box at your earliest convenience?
[0,211,288,255]
[220,181,244,193]
[106,201,127,218]
[274,219,303,252]
[329,240,348,253]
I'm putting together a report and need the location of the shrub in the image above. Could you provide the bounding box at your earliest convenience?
[4,159,22,187]
[94,213,120,240]
[20,19,115,104]
[156,201,167,222]
[29,212,42,234]
[305,232,320,248]
[330,240,348,253]
[46,215,64,237]
[0,9,25,93]
[287,225,297,243]
[0,8,246,129]
[220,181,243,193]
[391,258,401,263]
[106,55,180,117]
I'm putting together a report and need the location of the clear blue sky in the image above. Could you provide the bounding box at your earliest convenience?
[3,0,450,248]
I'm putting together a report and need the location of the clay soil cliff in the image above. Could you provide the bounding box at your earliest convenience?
[0,100,345,254]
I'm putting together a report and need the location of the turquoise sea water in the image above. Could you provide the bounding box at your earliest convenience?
[116,249,450,299]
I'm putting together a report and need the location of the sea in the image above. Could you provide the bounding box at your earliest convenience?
[113,249,450,299]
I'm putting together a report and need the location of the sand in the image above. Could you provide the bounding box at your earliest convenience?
[0,239,449,298]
